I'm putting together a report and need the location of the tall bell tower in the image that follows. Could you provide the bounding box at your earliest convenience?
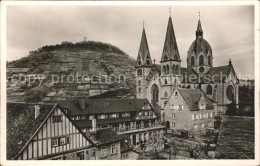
[136,24,153,99]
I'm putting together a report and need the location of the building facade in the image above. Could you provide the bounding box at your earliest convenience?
[135,15,239,129]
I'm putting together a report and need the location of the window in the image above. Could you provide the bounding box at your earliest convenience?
[171,113,175,119]
[164,91,168,97]
[201,113,204,119]
[163,65,166,74]
[171,105,174,110]
[201,123,205,128]
[176,65,179,73]
[194,124,198,129]
[199,55,204,65]
[171,122,175,128]
[208,56,211,66]
[173,64,176,74]
[52,138,59,147]
[101,147,107,157]
[196,114,200,119]
[109,113,119,119]
[139,87,141,92]
[52,115,63,123]
[77,151,85,160]
[122,113,130,118]
[191,56,195,66]
[89,115,94,120]
[164,79,168,84]
[122,154,128,159]
[138,60,142,66]
[111,144,118,154]
[52,136,70,147]
[179,105,183,110]
[226,85,234,101]
[60,137,66,145]
[138,81,141,86]
[166,65,169,74]
[137,69,142,75]
[164,102,167,108]
[98,114,108,119]
[146,60,150,65]
[208,122,211,127]
[206,85,212,94]
[175,92,178,99]
[200,104,206,110]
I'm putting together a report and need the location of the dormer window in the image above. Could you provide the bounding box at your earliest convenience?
[137,69,142,76]
[200,104,206,110]
[164,55,168,61]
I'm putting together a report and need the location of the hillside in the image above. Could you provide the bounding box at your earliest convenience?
[7,41,137,103]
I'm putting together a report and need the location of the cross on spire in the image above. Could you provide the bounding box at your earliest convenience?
[143,20,145,28]
[199,10,200,19]
[169,7,171,17]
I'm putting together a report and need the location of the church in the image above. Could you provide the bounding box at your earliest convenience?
[135,14,239,134]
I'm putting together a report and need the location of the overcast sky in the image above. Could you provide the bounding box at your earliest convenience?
[6,5,254,78]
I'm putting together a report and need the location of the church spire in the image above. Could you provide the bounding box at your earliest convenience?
[137,25,152,67]
[196,13,203,38]
[161,15,181,62]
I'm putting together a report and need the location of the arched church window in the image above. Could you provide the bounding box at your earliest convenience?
[208,56,211,66]
[173,64,176,74]
[213,85,217,101]
[138,81,141,86]
[187,85,191,89]
[151,84,159,102]
[137,69,142,76]
[166,65,169,74]
[226,85,234,101]
[163,65,166,74]
[164,55,168,61]
[199,55,204,65]
[139,87,141,92]
[138,60,142,66]
[206,85,212,94]
[164,92,168,98]
[182,85,185,88]
[175,92,178,99]
[176,65,179,74]
[191,56,195,66]
[164,79,168,84]
[146,60,150,65]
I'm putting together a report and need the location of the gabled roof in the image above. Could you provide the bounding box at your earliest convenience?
[161,17,181,62]
[137,28,152,67]
[178,89,214,111]
[88,128,125,146]
[58,99,149,115]
[7,103,55,159]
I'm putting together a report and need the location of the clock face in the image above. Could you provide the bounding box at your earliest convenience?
[199,67,204,73]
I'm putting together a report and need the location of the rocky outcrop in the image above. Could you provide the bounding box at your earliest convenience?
[7,41,136,102]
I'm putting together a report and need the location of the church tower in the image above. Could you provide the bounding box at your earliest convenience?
[160,12,182,108]
[187,17,213,75]
[136,25,153,99]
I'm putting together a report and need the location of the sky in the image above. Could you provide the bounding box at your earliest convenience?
[6,5,255,79]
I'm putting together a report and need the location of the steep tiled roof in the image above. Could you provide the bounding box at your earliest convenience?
[180,67,199,83]
[7,103,55,159]
[58,99,148,115]
[178,89,214,111]
[203,65,230,83]
[161,17,180,62]
[88,128,125,146]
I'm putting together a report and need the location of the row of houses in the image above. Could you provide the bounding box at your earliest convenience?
[7,87,218,160]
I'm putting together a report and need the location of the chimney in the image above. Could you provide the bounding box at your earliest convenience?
[34,105,40,119]
[78,99,85,110]
[92,117,97,132]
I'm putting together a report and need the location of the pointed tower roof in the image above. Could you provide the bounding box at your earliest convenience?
[161,16,181,62]
[196,19,203,37]
[137,27,152,67]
